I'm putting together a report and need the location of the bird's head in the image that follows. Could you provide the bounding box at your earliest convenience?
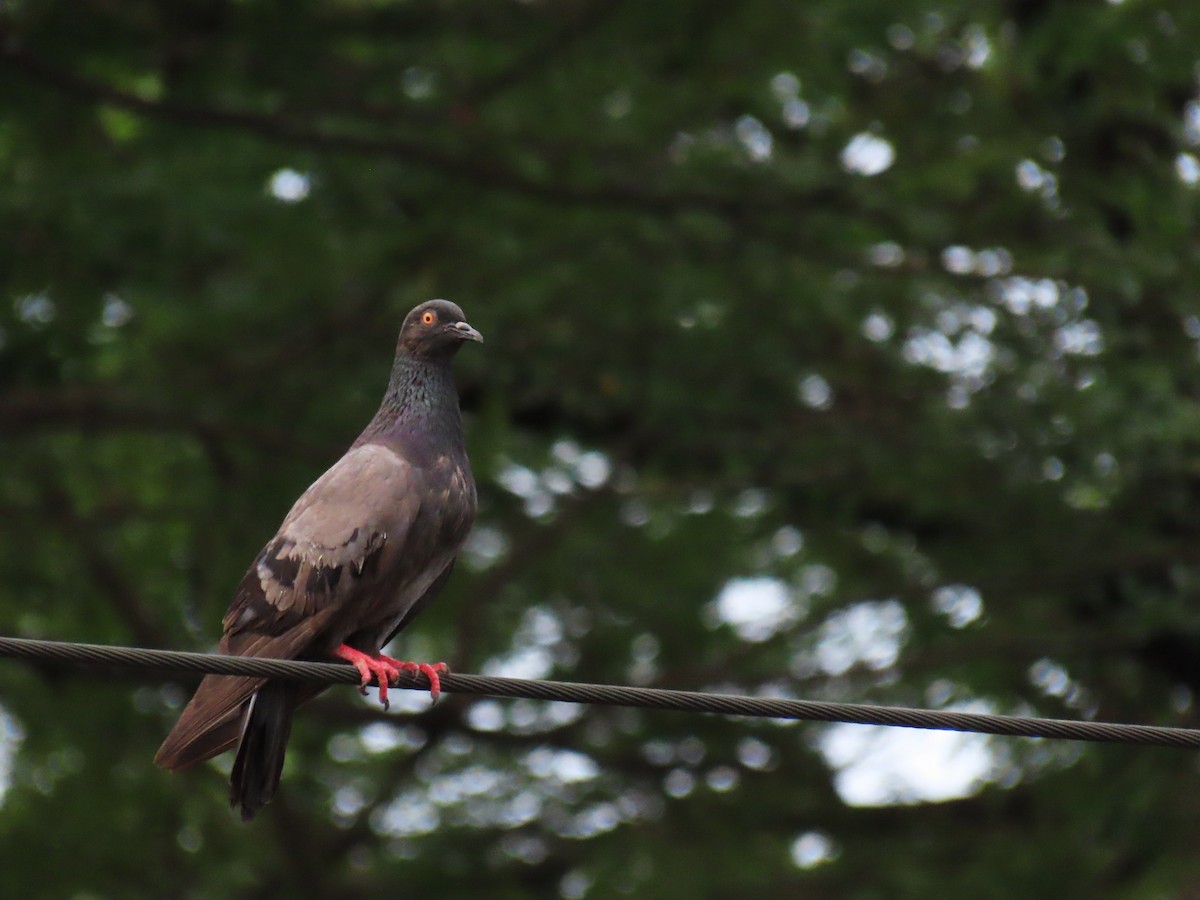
[398,300,483,358]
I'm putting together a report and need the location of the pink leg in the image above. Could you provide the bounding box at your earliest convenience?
[334,644,402,709]
[333,645,448,708]
[378,656,449,701]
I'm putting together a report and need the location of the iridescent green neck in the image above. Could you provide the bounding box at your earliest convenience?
[359,353,463,446]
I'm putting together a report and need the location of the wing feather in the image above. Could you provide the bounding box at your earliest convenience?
[155,444,422,771]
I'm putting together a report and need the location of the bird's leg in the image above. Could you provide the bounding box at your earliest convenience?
[333,644,403,710]
[377,657,449,701]
[333,646,448,707]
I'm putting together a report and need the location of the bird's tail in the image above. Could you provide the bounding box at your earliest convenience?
[229,680,298,821]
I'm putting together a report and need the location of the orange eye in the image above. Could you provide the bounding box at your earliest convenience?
[421,311,436,325]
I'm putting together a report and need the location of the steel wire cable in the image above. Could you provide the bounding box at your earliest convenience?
[1,635,1198,748]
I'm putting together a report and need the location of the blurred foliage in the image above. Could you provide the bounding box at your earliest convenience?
[3,0,1200,897]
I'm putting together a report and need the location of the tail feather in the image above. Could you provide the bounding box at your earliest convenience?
[229,681,299,821]
[155,612,339,815]
[155,674,263,771]
[156,610,338,773]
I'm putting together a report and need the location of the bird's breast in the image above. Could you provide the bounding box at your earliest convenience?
[430,454,477,519]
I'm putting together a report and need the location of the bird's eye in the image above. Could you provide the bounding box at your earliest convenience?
[421,311,437,326]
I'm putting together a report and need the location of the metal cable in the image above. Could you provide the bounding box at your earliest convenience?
[1,635,1198,748]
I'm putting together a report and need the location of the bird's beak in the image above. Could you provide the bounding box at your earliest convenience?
[450,321,484,344]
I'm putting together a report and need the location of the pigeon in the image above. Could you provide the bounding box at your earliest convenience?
[155,299,482,820]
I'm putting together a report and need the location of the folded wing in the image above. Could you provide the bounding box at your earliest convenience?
[155,444,421,771]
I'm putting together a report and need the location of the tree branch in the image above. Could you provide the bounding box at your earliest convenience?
[0,34,841,217]
[0,386,327,464]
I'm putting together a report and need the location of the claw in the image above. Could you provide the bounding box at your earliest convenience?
[377,655,449,701]
[334,644,401,708]
[334,645,448,706]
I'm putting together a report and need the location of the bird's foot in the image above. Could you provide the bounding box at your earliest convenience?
[378,656,449,702]
[334,644,402,709]
[333,645,448,709]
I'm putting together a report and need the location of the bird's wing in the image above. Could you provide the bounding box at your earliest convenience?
[155,443,423,771]
[380,559,456,649]
[223,443,423,647]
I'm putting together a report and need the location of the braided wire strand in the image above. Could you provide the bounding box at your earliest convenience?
[1,635,1198,748]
